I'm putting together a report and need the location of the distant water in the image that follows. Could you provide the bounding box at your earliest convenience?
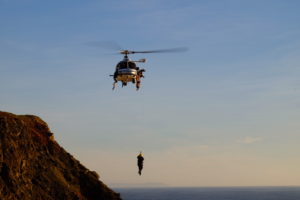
[115,187,300,200]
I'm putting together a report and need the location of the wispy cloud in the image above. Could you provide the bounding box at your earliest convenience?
[236,136,263,144]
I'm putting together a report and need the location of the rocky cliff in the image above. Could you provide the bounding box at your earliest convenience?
[0,111,121,200]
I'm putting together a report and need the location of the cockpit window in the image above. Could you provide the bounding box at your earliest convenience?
[128,62,137,69]
[117,61,127,69]
[117,61,137,69]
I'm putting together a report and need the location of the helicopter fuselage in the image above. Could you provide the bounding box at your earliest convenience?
[112,60,145,90]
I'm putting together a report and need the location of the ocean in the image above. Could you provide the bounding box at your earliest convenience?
[115,187,300,200]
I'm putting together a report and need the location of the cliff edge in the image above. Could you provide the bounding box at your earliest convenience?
[0,111,121,200]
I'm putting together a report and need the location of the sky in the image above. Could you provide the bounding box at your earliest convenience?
[1,0,300,187]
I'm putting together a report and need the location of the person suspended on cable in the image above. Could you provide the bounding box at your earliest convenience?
[137,152,144,176]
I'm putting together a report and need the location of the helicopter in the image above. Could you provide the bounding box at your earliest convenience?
[111,47,187,90]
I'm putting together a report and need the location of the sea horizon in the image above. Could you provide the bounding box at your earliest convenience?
[114,185,300,188]
[115,186,300,200]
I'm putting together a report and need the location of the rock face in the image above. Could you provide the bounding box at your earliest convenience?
[0,111,121,200]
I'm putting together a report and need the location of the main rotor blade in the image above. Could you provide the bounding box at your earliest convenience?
[131,47,188,54]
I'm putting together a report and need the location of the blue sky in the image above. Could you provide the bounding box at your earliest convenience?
[1,0,300,187]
